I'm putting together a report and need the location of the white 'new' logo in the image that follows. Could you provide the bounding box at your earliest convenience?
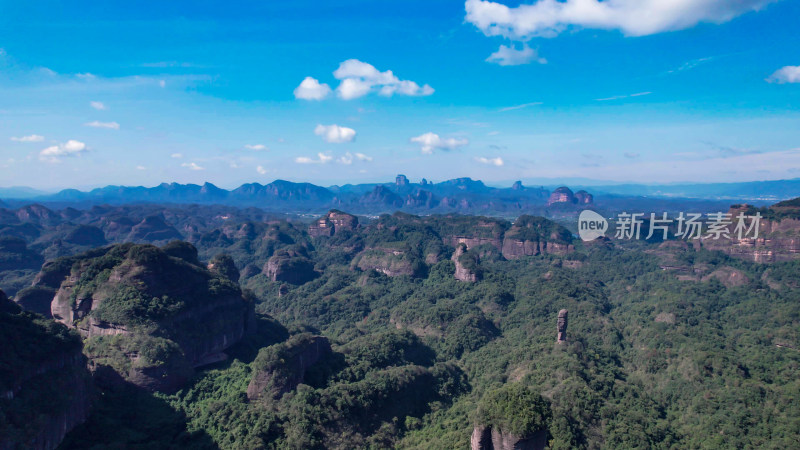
[578,210,608,242]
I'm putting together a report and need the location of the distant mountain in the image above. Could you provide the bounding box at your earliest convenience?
[582,178,800,201]
[4,175,796,215]
[8,177,553,215]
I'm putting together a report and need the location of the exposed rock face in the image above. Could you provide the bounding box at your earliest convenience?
[557,309,568,343]
[547,186,593,206]
[308,210,359,237]
[501,215,574,259]
[263,248,317,284]
[453,243,480,282]
[547,186,575,205]
[446,236,503,252]
[247,334,331,401]
[20,242,253,392]
[574,190,593,205]
[353,247,423,277]
[511,181,524,191]
[702,205,800,263]
[396,174,409,187]
[0,289,92,450]
[471,425,493,449]
[470,426,547,450]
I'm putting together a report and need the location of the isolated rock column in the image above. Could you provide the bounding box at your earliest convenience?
[557,309,568,343]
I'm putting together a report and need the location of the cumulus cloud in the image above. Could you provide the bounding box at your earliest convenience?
[181,162,204,170]
[39,140,87,162]
[475,156,505,166]
[333,59,434,100]
[244,144,267,151]
[90,101,106,110]
[337,152,373,164]
[10,134,45,142]
[767,65,800,83]
[84,120,120,129]
[136,165,146,170]
[465,0,776,39]
[171,153,183,159]
[257,165,268,174]
[295,153,334,164]
[294,76,332,100]
[486,44,546,66]
[314,124,357,143]
[410,132,469,154]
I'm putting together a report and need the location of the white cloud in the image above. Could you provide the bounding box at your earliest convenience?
[244,144,268,151]
[595,91,651,101]
[181,162,204,170]
[767,65,800,83]
[337,152,373,164]
[333,59,434,100]
[314,124,357,143]
[159,80,166,88]
[475,156,505,166]
[257,165,268,174]
[295,153,334,164]
[498,102,542,112]
[136,165,146,170]
[90,101,106,110]
[294,76,332,100]
[39,140,87,162]
[410,132,469,154]
[486,44,546,66]
[84,120,120,129]
[171,153,183,159]
[10,134,45,142]
[465,0,775,39]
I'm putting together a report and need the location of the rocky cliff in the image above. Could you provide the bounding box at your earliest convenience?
[263,247,317,284]
[470,425,547,450]
[17,242,253,392]
[702,202,800,263]
[453,243,480,282]
[473,384,551,450]
[247,334,331,401]
[501,215,574,259]
[0,289,92,450]
[308,210,359,237]
[353,246,425,277]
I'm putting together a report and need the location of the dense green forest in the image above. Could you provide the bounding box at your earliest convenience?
[57,235,800,449]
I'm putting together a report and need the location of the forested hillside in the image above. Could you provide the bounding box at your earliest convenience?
[2,206,799,449]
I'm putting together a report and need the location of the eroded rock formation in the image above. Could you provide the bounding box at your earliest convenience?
[17,242,254,392]
[247,334,331,401]
[470,426,547,450]
[453,243,480,282]
[557,309,568,343]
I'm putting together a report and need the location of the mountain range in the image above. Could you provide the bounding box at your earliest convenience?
[1,175,796,215]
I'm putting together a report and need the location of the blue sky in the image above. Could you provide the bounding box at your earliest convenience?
[1,0,799,190]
